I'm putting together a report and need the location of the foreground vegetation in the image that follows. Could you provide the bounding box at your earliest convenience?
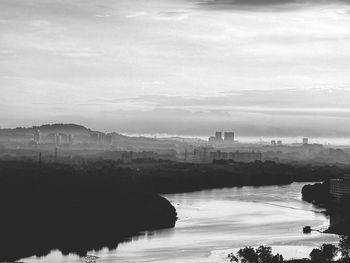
[228,237,350,263]
[0,160,178,261]
[0,159,344,194]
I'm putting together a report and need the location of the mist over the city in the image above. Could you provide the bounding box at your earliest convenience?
[1,1,350,263]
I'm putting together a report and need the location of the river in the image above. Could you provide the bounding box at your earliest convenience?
[22,183,339,262]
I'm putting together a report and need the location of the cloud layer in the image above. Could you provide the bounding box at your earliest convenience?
[1,0,350,137]
[196,0,350,10]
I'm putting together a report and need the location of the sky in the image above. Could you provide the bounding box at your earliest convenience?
[1,0,350,137]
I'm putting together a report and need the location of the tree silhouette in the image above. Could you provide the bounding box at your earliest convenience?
[310,243,337,263]
[256,246,273,263]
[237,247,258,263]
[339,236,350,262]
[228,246,283,263]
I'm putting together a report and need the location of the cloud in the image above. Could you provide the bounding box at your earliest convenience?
[98,88,350,111]
[59,49,102,58]
[1,0,350,138]
[85,88,350,137]
[0,50,15,56]
[126,12,148,18]
[195,0,350,11]
[78,107,350,137]
[156,11,192,20]
[95,14,112,18]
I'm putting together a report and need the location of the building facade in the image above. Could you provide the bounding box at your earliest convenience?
[330,174,350,200]
[33,129,41,144]
[209,150,261,163]
[215,131,223,141]
[228,151,262,162]
[224,132,234,142]
[193,147,213,163]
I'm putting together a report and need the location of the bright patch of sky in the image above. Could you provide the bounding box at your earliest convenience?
[1,0,350,137]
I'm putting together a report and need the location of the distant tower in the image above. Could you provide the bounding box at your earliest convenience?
[33,129,41,144]
[215,131,223,141]
[303,138,309,144]
[54,133,62,145]
[224,132,235,142]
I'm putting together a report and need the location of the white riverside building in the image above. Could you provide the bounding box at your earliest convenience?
[330,174,350,200]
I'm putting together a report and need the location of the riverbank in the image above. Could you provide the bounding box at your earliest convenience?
[0,161,177,262]
[0,192,177,262]
[301,182,350,235]
[89,183,338,263]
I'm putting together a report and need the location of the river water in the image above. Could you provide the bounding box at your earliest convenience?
[23,183,339,262]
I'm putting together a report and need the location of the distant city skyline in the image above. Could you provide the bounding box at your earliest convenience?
[1,122,349,146]
[1,0,350,137]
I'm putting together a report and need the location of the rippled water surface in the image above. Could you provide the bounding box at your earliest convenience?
[23,183,339,262]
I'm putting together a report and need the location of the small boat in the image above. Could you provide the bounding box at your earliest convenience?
[303,226,312,234]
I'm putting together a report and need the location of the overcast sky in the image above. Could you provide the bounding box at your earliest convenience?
[1,0,350,137]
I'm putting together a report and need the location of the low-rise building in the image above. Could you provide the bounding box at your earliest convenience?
[228,151,262,163]
[209,150,262,163]
[210,150,228,160]
[193,146,213,163]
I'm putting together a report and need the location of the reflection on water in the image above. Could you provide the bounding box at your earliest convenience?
[22,183,339,263]
[124,228,176,244]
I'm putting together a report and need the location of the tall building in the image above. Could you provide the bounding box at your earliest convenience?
[330,174,350,200]
[33,129,41,144]
[303,138,309,144]
[224,132,234,142]
[215,131,223,141]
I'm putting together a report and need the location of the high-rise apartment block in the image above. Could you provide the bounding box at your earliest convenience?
[224,132,234,142]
